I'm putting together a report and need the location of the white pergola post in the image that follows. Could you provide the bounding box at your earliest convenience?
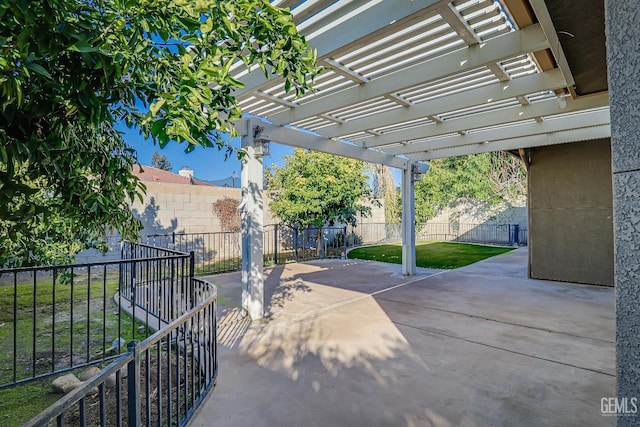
[401,164,417,276]
[233,117,427,282]
[240,120,265,320]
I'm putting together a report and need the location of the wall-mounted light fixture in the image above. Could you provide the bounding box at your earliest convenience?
[252,124,271,157]
[411,163,430,182]
[254,140,271,157]
[557,93,568,109]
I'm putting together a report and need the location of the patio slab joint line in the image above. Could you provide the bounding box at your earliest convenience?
[290,269,449,322]
[377,296,616,344]
[392,320,615,378]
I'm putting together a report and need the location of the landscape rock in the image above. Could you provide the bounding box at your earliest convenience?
[103,345,120,357]
[52,373,82,394]
[105,373,117,389]
[79,366,101,381]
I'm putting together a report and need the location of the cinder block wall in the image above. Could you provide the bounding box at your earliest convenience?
[132,182,241,234]
[528,138,614,286]
[77,180,385,263]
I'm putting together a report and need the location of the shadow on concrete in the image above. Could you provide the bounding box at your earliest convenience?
[191,250,615,427]
[264,264,312,318]
[217,307,251,349]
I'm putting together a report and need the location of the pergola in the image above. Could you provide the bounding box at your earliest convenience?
[233,0,609,319]
[231,0,640,413]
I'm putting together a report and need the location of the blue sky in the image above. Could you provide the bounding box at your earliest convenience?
[121,123,403,185]
[121,125,296,183]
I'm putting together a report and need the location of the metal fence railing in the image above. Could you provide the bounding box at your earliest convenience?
[75,221,529,266]
[2,241,218,427]
[348,222,528,247]
[119,243,195,326]
[416,222,526,245]
[24,276,218,427]
[134,222,527,276]
[264,225,348,264]
[143,232,242,275]
[0,242,180,389]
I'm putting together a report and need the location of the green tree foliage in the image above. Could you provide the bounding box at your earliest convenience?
[414,152,526,222]
[150,151,172,171]
[0,0,319,266]
[266,149,375,228]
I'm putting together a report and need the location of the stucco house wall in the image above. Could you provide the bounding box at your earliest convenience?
[528,138,614,286]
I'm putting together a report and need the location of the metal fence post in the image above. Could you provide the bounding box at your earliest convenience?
[130,259,137,308]
[274,224,279,264]
[127,340,140,427]
[343,226,348,258]
[189,251,195,307]
[119,243,125,305]
[294,227,299,262]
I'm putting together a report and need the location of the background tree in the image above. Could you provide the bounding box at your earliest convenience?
[487,151,527,201]
[374,164,400,223]
[414,152,527,222]
[150,151,173,171]
[0,0,319,266]
[266,149,376,228]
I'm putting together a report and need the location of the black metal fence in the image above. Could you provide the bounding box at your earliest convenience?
[119,243,196,326]
[134,222,526,276]
[140,225,350,276]
[24,276,218,427]
[77,221,528,267]
[143,232,242,275]
[264,224,348,264]
[347,222,528,246]
[0,242,196,389]
[1,242,218,427]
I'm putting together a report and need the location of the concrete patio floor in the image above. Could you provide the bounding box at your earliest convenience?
[191,248,615,427]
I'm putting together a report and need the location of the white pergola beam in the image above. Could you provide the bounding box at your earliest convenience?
[487,62,511,82]
[438,2,480,45]
[380,93,610,153]
[234,0,445,97]
[528,0,575,88]
[322,58,370,84]
[389,110,611,157]
[410,124,611,160]
[254,90,300,108]
[322,68,566,138]
[287,0,340,25]
[391,108,609,156]
[234,118,409,170]
[269,24,549,126]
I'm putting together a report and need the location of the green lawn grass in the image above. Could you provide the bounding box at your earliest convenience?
[0,279,147,425]
[0,378,62,426]
[347,241,514,269]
